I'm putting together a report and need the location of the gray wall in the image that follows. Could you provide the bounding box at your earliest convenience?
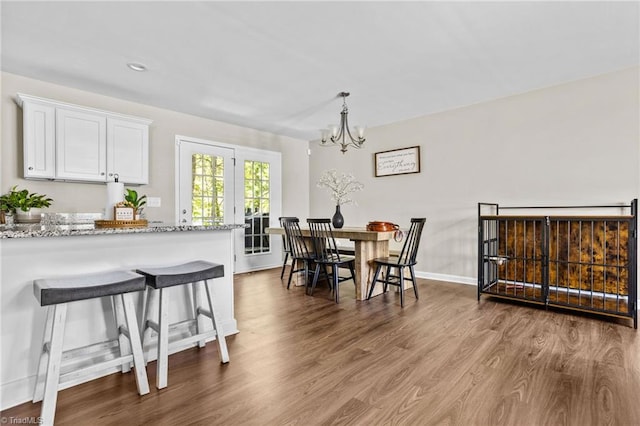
[1,72,310,223]
[309,67,640,282]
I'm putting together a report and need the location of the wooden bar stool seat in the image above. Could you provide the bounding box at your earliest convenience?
[33,270,150,426]
[137,260,229,390]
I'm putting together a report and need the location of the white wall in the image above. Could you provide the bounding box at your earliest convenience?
[1,72,310,223]
[309,67,640,282]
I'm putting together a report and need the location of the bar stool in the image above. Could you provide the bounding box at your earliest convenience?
[33,270,150,426]
[137,260,229,389]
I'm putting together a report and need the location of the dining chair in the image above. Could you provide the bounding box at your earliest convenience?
[366,218,426,307]
[282,217,315,289]
[307,218,356,303]
[278,216,297,279]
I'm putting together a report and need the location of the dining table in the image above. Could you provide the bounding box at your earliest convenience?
[266,226,397,300]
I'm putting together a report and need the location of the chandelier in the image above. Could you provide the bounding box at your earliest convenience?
[320,92,365,154]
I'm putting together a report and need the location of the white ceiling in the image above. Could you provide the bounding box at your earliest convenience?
[2,1,638,141]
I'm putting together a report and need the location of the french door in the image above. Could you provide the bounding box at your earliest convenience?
[176,136,282,273]
[177,139,234,226]
[233,148,282,273]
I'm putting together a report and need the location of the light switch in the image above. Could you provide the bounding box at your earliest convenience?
[146,197,161,207]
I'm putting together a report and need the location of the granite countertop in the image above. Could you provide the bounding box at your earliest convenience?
[0,221,247,239]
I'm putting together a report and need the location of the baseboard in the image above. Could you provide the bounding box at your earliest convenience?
[415,270,476,286]
[0,319,238,411]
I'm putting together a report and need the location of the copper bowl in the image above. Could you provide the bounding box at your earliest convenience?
[366,221,399,232]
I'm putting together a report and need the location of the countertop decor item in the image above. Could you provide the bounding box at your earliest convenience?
[0,185,53,223]
[94,219,148,229]
[124,188,147,219]
[104,179,124,220]
[317,169,364,229]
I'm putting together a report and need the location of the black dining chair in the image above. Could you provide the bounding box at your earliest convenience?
[366,218,426,307]
[307,218,356,303]
[278,216,297,280]
[282,217,315,289]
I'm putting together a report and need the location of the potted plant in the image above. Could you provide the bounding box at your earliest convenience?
[0,186,53,224]
[124,188,147,219]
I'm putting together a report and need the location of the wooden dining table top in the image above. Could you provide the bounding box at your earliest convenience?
[266,226,395,241]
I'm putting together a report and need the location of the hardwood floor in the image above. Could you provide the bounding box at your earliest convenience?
[2,268,639,425]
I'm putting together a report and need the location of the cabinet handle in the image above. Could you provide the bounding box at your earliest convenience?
[28,166,33,170]
[100,172,105,176]
[108,173,113,177]
[183,209,187,214]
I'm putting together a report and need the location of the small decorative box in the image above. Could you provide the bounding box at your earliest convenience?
[114,206,135,221]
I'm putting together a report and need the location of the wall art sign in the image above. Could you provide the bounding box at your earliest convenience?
[374,146,421,177]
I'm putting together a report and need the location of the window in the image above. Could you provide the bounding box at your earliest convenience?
[244,160,270,254]
[191,153,225,225]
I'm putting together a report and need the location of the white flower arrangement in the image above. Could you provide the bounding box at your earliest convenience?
[317,169,364,206]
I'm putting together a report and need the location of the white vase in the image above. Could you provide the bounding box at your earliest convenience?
[16,208,42,223]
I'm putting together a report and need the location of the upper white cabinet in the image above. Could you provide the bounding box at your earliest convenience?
[107,118,149,184]
[17,93,152,184]
[56,107,107,182]
[22,100,56,179]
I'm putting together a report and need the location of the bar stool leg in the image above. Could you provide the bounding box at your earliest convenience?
[192,282,206,348]
[157,288,170,389]
[203,280,229,363]
[120,293,150,395]
[40,303,67,426]
[33,306,54,403]
[139,287,150,352]
[112,295,132,374]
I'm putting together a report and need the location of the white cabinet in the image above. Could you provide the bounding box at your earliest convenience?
[107,118,149,184]
[22,100,56,179]
[17,94,152,184]
[56,107,107,182]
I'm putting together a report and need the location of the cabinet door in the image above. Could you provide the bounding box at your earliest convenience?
[23,102,55,179]
[106,118,149,184]
[56,108,107,181]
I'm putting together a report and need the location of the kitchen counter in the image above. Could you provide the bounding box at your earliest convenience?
[0,222,246,239]
[1,219,244,409]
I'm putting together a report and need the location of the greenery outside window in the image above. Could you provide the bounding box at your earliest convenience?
[191,154,224,225]
[244,160,270,254]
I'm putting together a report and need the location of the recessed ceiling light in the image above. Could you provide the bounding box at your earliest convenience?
[127,62,147,72]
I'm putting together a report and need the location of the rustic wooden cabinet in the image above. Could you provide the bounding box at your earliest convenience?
[17,93,152,184]
[478,200,637,328]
